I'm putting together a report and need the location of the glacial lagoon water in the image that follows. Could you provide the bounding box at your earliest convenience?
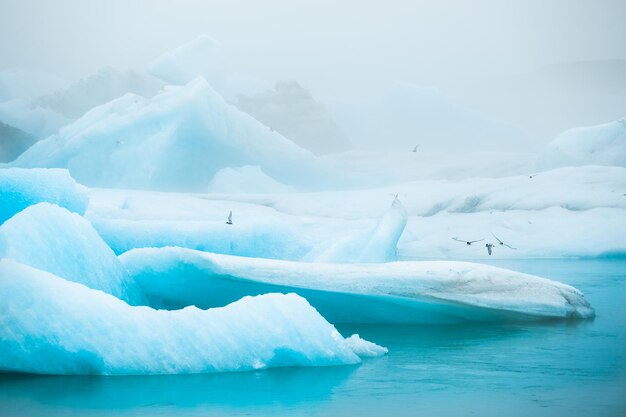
[0,259,624,417]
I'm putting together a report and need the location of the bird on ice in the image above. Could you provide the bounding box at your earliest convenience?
[452,237,484,245]
[492,233,516,249]
[486,243,494,255]
[226,211,233,225]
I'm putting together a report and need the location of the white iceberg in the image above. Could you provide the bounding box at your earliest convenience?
[147,35,270,102]
[0,203,138,303]
[0,259,386,375]
[12,78,335,191]
[536,118,626,170]
[0,168,89,224]
[309,196,407,263]
[121,247,595,324]
[207,165,294,194]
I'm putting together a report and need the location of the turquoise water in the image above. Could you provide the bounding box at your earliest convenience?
[1,259,624,416]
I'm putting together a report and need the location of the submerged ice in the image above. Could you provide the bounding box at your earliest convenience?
[0,259,386,375]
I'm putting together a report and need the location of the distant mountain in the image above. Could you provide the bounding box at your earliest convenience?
[236,81,352,155]
[34,67,165,119]
[0,121,38,163]
[0,68,67,102]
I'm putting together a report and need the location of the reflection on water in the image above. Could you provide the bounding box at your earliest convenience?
[0,366,356,416]
[1,259,624,417]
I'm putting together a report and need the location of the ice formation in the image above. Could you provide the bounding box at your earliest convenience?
[147,35,270,102]
[0,203,139,303]
[309,196,407,263]
[84,164,626,260]
[207,165,294,194]
[12,78,335,191]
[121,247,595,324]
[536,118,626,170]
[0,259,386,375]
[0,167,89,224]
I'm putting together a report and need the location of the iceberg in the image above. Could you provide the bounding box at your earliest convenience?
[0,203,138,303]
[207,165,294,194]
[12,78,336,191]
[308,196,407,263]
[536,118,626,170]
[0,259,386,375]
[0,168,89,224]
[121,247,595,324]
[83,164,626,260]
[147,35,270,102]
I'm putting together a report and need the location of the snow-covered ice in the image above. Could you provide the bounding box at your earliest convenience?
[0,168,89,224]
[0,259,385,375]
[207,165,294,194]
[84,165,626,260]
[121,247,594,323]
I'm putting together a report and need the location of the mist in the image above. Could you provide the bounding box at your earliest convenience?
[1,0,625,151]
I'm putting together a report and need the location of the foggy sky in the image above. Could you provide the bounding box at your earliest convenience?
[1,0,624,92]
[1,0,625,144]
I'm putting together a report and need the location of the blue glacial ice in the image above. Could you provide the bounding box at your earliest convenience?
[0,167,88,224]
[12,77,338,191]
[0,202,139,303]
[0,259,386,375]
[121,246,595,324]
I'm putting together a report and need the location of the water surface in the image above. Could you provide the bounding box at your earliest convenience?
[1,259,624,416]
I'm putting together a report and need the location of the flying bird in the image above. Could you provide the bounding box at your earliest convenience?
[491,233,516,249]
[486,243,494,255]
[412,144,419,152]
[226,211,233,225]
[452,237,484,245]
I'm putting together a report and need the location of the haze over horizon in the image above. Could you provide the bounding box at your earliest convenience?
[1,0,625,147]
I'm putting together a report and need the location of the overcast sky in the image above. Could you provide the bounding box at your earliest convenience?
[1,0,625,94]
[1,0,625,144]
